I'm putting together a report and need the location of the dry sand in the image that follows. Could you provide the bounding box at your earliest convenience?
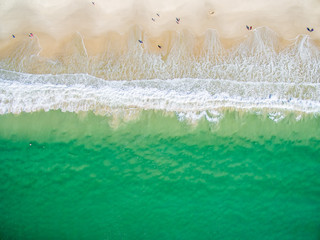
[0,0,320,57]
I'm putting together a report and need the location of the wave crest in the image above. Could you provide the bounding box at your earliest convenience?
[1,70,319,116]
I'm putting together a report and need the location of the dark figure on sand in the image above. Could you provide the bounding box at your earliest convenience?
[246,25,252,30]
[138,40,143,43]
[307,27,314,32]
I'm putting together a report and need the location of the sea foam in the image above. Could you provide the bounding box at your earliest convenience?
[0,27,320,121]
[0,70,319,117]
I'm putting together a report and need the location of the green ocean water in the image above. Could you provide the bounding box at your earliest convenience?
[0,110,319,240]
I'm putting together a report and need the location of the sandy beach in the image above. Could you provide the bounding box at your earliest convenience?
[0,0,320,58]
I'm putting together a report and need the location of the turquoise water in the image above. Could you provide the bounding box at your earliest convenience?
[0,110,319,239]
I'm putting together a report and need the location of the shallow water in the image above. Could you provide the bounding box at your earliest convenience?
[0,111,320,240]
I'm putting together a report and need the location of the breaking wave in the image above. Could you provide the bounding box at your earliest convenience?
[0,27,320,120]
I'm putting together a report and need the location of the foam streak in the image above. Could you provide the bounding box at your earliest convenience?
[1,72,319,115]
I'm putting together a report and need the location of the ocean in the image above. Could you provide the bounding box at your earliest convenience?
[0,25,320,239]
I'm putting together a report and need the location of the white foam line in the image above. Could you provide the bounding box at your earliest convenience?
[33,36,43,57]
[1,69,320,88]
[1,78,320,115]
[76,32,88,58]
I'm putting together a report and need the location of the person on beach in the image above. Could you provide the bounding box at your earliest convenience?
[29,33,33,37]
[138,40,143,43]
[92,2,95,5]
[152,18,155,22]
[176,17,180,24]
[157,45,161,49]
[246,25,252,30]
[12,34,15,38]
[156,13,160,17]
[307,27,314,32]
